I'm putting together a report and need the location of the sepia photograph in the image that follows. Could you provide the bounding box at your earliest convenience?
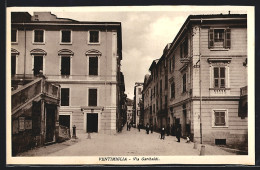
[6,5,255,165]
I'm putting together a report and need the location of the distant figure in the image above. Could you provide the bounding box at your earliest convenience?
[166,124,170,136]
[176,124,181,142]
[127,122,129,131]
[186,136,190,143]
[150,124,153,133]
[138,123,141,132]
[160,127,165,140]
[146,123,149,134]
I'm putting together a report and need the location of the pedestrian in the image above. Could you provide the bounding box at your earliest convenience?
[166,124,170,136]
[146,123,149,134]
[150,124,153,133]
[138,123,141,132]
[171,124,175,136]
[160,127,165,140]
[176,124,181,142]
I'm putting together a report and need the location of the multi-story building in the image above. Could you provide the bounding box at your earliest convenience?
[133,82,143,126]
[143,13,248,149]
[126,98,134,124]
[11,12,124,135]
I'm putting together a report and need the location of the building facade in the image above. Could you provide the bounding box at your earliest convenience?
[11,12,124,135]
[143,14,248,149]
[133,82,143,126]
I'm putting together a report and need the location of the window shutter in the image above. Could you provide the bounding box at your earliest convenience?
[225,29,231,48]
[209,29,214,48]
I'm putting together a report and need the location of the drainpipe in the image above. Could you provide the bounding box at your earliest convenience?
[23,23,26,79]
[199,19,202,145]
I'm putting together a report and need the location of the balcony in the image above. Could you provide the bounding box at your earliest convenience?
[209,88,230,96]
[180,57,191,63]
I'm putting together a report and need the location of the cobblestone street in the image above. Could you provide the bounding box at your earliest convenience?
[17,126,235,156]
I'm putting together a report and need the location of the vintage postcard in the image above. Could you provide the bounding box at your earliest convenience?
[6,5,255,165]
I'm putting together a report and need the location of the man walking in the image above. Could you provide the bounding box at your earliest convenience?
[176,124,181,142]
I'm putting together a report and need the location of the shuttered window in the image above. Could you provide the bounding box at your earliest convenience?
[214,67,225,88]
[208,28,231,49]
[214,111,226,126]
[89,89,97,106]
[61,88,70,106]
[89,57,98,75]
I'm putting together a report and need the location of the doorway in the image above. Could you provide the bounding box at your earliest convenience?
[45,105,56,143]
[34,55,43,76]
[87,113,98,133]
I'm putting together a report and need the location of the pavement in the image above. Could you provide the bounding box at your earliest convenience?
[17,126,236,156]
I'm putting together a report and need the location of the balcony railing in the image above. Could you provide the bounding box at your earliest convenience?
[12,77,60,114]
[240,86,247,96]
[180,57,191,63]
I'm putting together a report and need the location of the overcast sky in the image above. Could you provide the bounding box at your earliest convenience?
[10,6,250,99]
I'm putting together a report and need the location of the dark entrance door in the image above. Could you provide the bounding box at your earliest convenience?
[59,115,70,129]
[45,105,56,143]
[34,55,43,76]
[87,113,98,132]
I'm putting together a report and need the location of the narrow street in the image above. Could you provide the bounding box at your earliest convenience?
[17,126,235,156]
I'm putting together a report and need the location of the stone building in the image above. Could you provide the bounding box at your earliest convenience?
[11,12,124,135]
[143,14,248,150]
[133,82,143,126]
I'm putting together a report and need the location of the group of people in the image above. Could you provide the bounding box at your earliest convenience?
[133,122,187,143]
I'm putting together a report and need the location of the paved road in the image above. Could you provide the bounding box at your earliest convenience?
[18,126,235,156]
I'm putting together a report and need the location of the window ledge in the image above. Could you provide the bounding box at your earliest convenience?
[88,42,100,45]
[33,42,45,45]
[210,48,230,51]
[11,42,18,45]
[212,126,228,128]
[60,42,72,45]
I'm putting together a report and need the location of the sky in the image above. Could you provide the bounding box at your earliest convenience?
[10,6,250,99]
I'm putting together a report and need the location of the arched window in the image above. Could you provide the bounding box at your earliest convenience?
[58,49,74,78]
[11,48,19,75]
[30,49,47,76]
[85,49,102,76]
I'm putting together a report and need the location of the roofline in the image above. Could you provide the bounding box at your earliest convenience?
[12,22,121,26]
[167,14,247,57]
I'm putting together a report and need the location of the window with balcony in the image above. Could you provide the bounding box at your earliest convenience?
[61,30,71,44]
[214,67,225,88]
[180,37,188,58]
[88,88,97,106]
[209,28,231,49]
[61,88,70,106]
[33,30,44,43]
[89,31,99,44]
